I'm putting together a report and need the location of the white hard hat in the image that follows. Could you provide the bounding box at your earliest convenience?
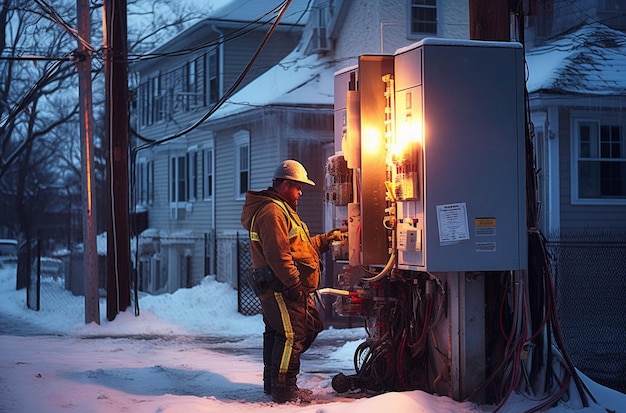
[273,159,315,186]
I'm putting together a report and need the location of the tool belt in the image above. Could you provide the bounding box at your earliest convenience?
[250,266,280,296]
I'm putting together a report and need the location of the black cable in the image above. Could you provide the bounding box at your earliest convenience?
[516,3,595,410]
[33,0,95,52]
[127,0,295,316]
[132,0,294,153]
[1,57,71,175]
[128,1,289,62]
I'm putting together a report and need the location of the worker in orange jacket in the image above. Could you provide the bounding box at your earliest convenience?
[241,159,341,404]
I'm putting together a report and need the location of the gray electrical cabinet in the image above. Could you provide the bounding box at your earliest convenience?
[393,39,527,272]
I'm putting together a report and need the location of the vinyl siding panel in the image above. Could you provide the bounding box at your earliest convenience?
[134,23,303,241]
[147,149,173,230]
[134,26,300,142]
[221,29,300,96]
[214,127,238,232]
[205,107,333,235]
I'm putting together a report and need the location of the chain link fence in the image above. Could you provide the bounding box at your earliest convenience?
[236,234,261,316]
[546,229,626,394]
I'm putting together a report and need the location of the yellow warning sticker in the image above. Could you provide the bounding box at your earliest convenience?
[475,217,496,236]
[475,217,496,227]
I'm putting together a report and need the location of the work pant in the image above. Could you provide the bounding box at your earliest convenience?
[260,292,323,393]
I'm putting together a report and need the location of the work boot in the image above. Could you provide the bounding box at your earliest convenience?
[271,385,313,404]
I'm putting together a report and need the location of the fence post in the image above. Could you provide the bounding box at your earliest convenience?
[236,232,242,313]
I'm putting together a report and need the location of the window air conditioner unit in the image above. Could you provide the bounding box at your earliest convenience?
[170,206,185,220]
[311,27,330,53]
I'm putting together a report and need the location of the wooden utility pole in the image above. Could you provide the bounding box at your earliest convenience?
[103,0,131,321]
[76,0,100,324]
[468,0,511,41]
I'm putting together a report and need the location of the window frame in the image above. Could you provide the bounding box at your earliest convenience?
[234,130,250,200]
[187,146,199,202]
[207,49,220,105]
[170,152,188,207]
[571,116,626,205]
[202,140,214,200]
[408,0,438,38]
[152,74,165,123]
[182,57,205,110]
[137,156,154,206]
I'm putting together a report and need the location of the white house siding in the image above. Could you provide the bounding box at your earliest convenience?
[194,106,333,286]
[133,0,473,292]
[131,18,307,291]
[332,0,468,65]
[206,107,333,233]
[221,30,301,93]
[438,0,469,39]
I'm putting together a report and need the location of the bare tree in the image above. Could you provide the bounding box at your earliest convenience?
[0,0,80,244]
[1,0,210,243]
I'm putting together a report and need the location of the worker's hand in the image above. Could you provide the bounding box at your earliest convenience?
[326,228,347,242]
[283,281,305,302]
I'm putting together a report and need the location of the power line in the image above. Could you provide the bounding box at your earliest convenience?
[127,1,298,63]
[34,0,96,52]
[132,0,295,151]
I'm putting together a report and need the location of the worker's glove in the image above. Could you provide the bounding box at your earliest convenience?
[283,280,305,302]
[326,228,347,242]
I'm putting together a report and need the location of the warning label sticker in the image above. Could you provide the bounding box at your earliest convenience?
[475,217,496,236]
[475,242,497,252]
[436,203,470,245]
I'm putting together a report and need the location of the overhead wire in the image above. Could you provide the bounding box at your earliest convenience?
[128,0,296,313]
[479,4,597,411]
[33,0,95,52]
[131,0,294,152]
[0,56,71,167]
[127,1,291,63]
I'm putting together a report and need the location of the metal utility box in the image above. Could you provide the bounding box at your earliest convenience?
[392,39,527,272]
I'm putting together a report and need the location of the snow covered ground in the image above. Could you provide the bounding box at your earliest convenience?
[0,266,624,413]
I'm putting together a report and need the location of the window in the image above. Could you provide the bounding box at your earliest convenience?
[138,52,214,125]
[574,119,626,204]
[138,73,166,127]
[182,58,205,110]
[137,157,154,206]
[139,81,150,127]
[234,130,250,199]
[410,0,437,35]
[170,154,187,205]
[208,50,219,105]
[152,75,165,122]
[187,147,198,201]
[203,144,214,199]
[310,5,331,53]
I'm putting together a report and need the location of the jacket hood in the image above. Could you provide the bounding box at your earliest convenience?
[240,188,284,230]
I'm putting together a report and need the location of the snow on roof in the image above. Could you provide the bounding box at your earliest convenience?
[213,49,335,119]
[137,0,309,62]
[213,23,626,121]
[526,22,626,96]
[210,0,310,25]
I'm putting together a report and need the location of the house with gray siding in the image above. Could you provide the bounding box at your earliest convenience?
[524,0,626,392]
[527,22,626,236]
[133,0,625,293]
[131,0,469,293]
[131,0,311,293]
[130,0,624,391]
